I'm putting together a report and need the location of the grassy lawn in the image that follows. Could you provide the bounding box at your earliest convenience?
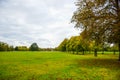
[0,51,120,80]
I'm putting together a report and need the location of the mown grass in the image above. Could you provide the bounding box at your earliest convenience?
[0,51,119,80]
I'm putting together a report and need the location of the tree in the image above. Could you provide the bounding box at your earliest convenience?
[66,36,76,54]
[8,46,14,51]
[73,36,87,55]
[29,43,39,51]
[71,0,120,59]
[15,46,18,51]
[0,41,9,51]
[66,36,89,54]
[57,38,68,51]
[0,41,14,51]
[71,0,103,57]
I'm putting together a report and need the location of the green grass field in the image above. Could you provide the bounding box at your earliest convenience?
[0,51,120,80]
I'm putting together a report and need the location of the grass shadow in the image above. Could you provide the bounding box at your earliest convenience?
[76,58,120,68]
[75,58,120,80]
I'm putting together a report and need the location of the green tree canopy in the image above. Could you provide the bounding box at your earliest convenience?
[57,38,68,51]
[29,43,39,51]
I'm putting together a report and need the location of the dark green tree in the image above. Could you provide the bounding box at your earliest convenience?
[15,46,18,51]
[29,43,39,51]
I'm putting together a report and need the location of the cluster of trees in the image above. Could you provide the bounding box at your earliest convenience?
[57,35,118,54]
[57,0,120,60]
[15,46,28,51]
[0,41,14,51]
[70,0,120,60]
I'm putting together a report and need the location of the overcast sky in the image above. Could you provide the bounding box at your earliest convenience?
[0,0,80,48]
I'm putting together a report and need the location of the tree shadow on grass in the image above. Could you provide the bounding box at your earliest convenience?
[76,58,120,80]
[76,58,120,68]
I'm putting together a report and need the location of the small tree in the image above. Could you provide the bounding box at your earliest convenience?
[29,43,39,51]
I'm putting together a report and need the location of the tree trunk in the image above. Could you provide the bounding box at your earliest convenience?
[102,48,104,54]
[94,40,98,57]
[115,0,120,61]
[118,41,120,61]
[73,50,74,54]
[76,50,78,54]
[82,49,84,55]
[94,48,97,57]
[89,50,91,54]
[113,50,116,55]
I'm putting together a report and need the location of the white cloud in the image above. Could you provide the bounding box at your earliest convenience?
[0,0,80,48]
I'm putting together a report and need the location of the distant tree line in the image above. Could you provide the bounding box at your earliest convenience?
[15,46,28,51]
[0,42,54,51]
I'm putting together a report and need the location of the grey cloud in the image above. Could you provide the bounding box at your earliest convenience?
[0,0,80,48]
